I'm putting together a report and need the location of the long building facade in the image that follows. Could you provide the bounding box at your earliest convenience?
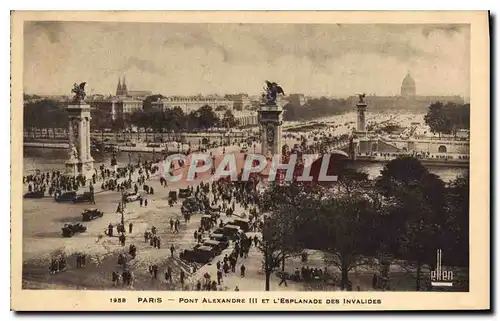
[346,72,464,111]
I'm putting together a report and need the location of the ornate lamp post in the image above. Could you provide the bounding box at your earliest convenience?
[120,189,126,225]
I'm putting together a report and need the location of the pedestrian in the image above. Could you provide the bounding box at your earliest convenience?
[170,245,175,257]
[112,271,119,286]
[157,237,161,249]
[235,285,240,291]
[217,268,223,285]
[180,270,185,286]
[144,198,148,207]
[240,264,246,277]
[279,274,288,287]
[152,265,158,279]
[139,198,143,207]
[128,222,133,234]
[167,266,173,283]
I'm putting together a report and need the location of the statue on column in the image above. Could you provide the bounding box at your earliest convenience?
[358,93,366,104]
[262,80,285,105]
[71,82,87,103]
[68,144,79,161]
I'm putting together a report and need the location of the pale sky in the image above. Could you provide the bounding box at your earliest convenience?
[23,22,470,98]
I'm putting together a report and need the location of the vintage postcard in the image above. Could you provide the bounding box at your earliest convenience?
[11,11,490,311]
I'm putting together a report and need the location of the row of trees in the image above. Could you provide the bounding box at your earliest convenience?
[259,157,469,291]
[283,98,351,122]
[424,102,470,136]
[125,105,239,132]
[23,98,239,132]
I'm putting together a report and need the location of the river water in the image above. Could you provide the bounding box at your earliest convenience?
[23,147,466,183]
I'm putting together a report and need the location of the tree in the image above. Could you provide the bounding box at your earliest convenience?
[258,182,323,291]
[24,99,67,129]
[424,102,470,136]
[445,170,469,268]
[376,156,447,290]
[142,94,165,110]
[195,105,219,129]
[220,110,239,128]
[316,195,378,290]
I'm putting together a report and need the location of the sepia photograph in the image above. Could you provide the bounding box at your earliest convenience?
[10,11,490,311]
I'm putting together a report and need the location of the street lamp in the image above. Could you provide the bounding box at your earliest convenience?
[120,190,126,226]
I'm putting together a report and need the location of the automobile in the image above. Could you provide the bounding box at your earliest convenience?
[209,233,230,243]
[125,141,137,147]
[147,143,162,148]
[229,219,250,233]
[73,192,94,203]
[81,208,104,222]
[202,239,229,254]
[178,188,192,198]
[213,225,242,241]
[23,190,45,199]
[61,222,87,237]
[180,246,217,264]
[55,191,77,203]
[123,191,141,203]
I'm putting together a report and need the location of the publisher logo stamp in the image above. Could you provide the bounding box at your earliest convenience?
[430,249,454,287]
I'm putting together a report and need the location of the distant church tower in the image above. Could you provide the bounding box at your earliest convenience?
[401,72,416,98]
[115,76,128,96]
[116,77,122,96]
[122,76,128,95]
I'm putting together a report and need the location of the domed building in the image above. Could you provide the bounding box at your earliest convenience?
[400,72,416,98]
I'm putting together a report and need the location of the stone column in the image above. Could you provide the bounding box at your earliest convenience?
[356,102,367,132]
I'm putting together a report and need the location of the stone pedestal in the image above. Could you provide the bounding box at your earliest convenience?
[66,103,94,178]
[356,102,367,133]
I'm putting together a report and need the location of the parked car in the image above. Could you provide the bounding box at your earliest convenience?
[209,233,230,243]
[202,239,229,254]
[212,225,242,241]
[73,192,93,203]
[123,191,141,203]
[180,246,217,264]
[81,208,103,222]
[55,191,77,203]
[61,222,87,237]
[23,190,45,199]
[229,219,250,233]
